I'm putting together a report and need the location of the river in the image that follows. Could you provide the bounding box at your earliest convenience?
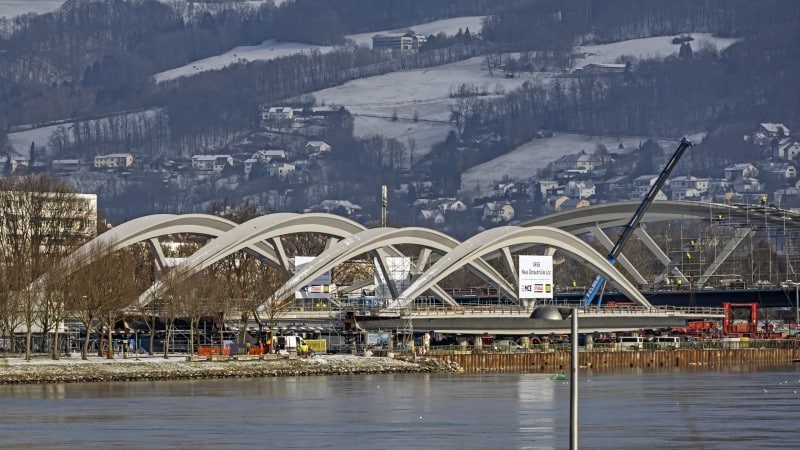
[1,366,799,449]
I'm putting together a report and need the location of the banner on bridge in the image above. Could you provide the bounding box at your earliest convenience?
[518,255,553,299]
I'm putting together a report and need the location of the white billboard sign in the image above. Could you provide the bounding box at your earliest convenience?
[518,255,554,299]
[294,256,333,299]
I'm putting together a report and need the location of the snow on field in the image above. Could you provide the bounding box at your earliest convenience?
[0,0,64,18]
[7,123,62,157]
[573,33,740,69]
[311,56,549,156]
[154,16,486,83]
[460,133,682,194]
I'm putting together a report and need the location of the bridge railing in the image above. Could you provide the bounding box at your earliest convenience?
[374,304,725,317]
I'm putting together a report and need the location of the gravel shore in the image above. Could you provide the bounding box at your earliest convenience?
[0,354,461,384]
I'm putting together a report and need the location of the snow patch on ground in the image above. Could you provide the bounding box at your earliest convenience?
[0,0,64,19]
[573,33,740,69]
[460,133,682,194]
[154,16,486,84]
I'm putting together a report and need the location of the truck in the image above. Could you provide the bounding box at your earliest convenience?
[278,335,310,355]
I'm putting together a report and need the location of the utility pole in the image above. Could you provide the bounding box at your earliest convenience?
[570,308,579,450]
[381,185,388,227]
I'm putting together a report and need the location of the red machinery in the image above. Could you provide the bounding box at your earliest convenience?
[722,302,758,337]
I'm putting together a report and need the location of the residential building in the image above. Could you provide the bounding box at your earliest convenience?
[51,159,81,171]
[305,141,331,154]
[733,177,764,193]
[669,176,710,201]
[260,106,294,122]
[751,122,790,146]
[777,138,800,160]
[632,174,659,199]
[191,155,233,173]
[372,32,425,51]
[93,153,133,169]
[252,150,287,161]
[307,200,362,216]
[552,150,610,173]
[0,190,97,252]
[565,180,596,199]
[0,156,29,173]
[482,201,515,223]
[724,163,759,181]
[267,162,296,178]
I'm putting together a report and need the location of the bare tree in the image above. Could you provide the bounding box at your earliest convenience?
[68,241,143,359]
[0,175,96,360]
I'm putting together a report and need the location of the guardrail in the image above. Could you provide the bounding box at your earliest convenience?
[367,305,725,317]
[425,338,799,355]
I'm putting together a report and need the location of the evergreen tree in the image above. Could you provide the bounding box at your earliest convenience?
[29,142,36,166]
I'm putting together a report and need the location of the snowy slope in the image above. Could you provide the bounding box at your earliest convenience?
[0,0,65,18]
[310,56,549,158]
[153,16,486,83]
[574,33,739,69]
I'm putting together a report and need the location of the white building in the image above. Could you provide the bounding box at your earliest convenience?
[261,106,294,122]
[0,190,97,252]
[305,141,331,154]
[267,162,295,177]
[482,201,515,223]
[93,153,133,169]
[565,180,596,199]
[191,155,233,173]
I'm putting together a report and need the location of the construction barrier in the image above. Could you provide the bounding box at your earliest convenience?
[437,348,799,373]
[198,347,221,356]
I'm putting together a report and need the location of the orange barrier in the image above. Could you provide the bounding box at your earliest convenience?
[198,347,222,356]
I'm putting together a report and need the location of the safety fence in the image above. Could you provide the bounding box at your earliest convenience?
[436,347,799,373]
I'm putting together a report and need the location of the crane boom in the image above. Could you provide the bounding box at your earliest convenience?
[583,137,695,306]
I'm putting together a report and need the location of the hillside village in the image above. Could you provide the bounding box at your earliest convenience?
[3,112,798,237]
[0,1,798,237]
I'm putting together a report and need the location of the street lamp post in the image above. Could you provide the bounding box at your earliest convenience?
[570,307,579,450]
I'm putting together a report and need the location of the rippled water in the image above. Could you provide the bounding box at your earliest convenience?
[1,366,799,449]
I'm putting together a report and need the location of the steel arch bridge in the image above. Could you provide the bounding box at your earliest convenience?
[48,200,800,313]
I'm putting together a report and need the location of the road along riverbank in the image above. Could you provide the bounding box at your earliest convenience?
[0,354,460,384]
[437,348,800,373]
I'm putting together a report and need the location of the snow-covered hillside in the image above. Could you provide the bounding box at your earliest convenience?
[310,55,548,158]
[0,0,65,19]
[573,33,739,69]
[154,16,486,83]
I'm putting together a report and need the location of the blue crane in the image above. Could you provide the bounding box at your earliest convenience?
[583,137,695,307]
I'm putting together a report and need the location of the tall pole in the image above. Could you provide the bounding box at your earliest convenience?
[570,308,578,450]
[381,185,388,228]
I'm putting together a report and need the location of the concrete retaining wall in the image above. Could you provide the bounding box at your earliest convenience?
[437,348,799,373]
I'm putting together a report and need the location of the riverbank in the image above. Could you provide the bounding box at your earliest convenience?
[0,354,461,384]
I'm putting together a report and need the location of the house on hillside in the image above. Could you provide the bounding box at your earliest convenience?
[266,162,295,178]
[751,122,790,146]
[669,176,710,201]
[565,180,595,199]
[0,156,29,173]
[724,163,759,181]
[372,32,426,51]
[51,159,81,171]
[93,153,133,169]
[307,200,362,216]
[192,155,233,173]
[632,174,660,199]
[305,141,331,154]
[576,63,627,74]
[418,209,445,226]
[777,138,800,160]
[759,161,797,180]
[482,201,514,223]
[260,106,294,124]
